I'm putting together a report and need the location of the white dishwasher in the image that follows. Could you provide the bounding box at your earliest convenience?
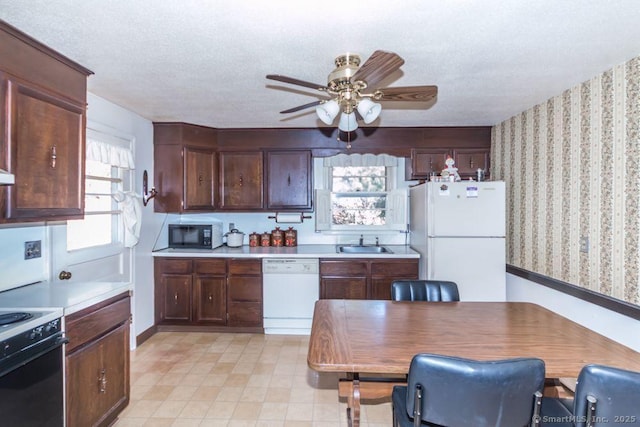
[262,258,319,335]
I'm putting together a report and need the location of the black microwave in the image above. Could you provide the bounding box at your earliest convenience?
[168,224,222,249]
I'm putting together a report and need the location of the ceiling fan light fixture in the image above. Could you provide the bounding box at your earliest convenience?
[356,98,382,124]
[338,112,358,132]
[316,99,340,125]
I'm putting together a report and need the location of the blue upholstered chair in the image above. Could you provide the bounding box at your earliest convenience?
[541,364,640,427]
[391,280,460,302]
[392,353,545,427]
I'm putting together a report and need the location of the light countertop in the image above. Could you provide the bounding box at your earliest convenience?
[152,244,420,259]
[0,281,132,315]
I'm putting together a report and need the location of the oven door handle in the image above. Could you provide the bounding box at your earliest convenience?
[0,334,68,378]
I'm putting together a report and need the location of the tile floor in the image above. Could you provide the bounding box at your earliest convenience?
[115,332,392,426]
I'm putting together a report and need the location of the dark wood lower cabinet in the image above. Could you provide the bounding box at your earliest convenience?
[154,257,263,330]
[65,293,130,427]
[320,258,419,300]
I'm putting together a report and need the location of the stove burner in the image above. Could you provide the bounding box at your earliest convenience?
[0,312,33,326]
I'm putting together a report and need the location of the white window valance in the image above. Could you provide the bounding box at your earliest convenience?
[86,138,135,169]
[323,153,398,167]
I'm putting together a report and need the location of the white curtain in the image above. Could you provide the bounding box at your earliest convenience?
[323,153,398,167]
[86,138,135,169]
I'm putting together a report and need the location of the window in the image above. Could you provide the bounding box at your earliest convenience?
[66,131,135,252]
[66,159,122,250]
[315,154,407,231]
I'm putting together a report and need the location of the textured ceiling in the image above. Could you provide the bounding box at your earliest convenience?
[1,1,639,129]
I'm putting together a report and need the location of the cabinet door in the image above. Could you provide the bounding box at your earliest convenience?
[184,147,216,211]
[66,323,129,427]
[194,275,226,324]
[406,149,451,180]
[5,78,84,220]
[161,274,192,321]
[219,151,263,210]
[453,149,489,178]
[266,150,312,210]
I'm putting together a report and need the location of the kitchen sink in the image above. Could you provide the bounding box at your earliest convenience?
[336,245,393,254]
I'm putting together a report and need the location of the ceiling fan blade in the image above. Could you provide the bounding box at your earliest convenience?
[266,74,328,92]
[374,85,438,102]
[280,100,323,114]
[351,50,405,88]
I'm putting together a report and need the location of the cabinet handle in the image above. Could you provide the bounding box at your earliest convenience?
[174,292,179,303]
[208,294,213,302]
[58,271,72,280]
[198,174,204,186]
[469,157,474,168]
[239,174,243,187]
[51,145,57,169]
[98,369,107,393]
[287,174,291,186]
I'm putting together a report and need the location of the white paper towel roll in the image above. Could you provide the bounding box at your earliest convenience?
[275,213,303,223]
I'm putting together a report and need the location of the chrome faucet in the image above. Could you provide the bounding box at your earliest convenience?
[359,234,364,246]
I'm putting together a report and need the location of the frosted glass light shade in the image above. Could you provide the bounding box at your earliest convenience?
[338,112,358,132]
[316,99,340,125]
[357,98,382,124]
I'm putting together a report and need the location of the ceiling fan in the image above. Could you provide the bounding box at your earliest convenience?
[266,50,437,132]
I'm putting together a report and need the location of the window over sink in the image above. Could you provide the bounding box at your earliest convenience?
[315,154,407,231]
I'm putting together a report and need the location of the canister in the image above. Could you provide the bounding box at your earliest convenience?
[261,232,271,247]
[284,227,297,247]
[271,227,284,247]
[249,232,260,247]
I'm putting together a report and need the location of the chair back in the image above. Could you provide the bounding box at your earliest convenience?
[391,280,460,301]
[405,353,545,427]
[573,364,640,427]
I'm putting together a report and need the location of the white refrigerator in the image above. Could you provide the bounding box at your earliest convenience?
[409,181,506,301]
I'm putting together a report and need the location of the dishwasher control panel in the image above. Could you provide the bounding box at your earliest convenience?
[262,258,319,274]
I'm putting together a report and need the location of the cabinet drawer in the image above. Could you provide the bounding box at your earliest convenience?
[228,277,262,302]
[157,258,192,274]
[228,259,261,275]
[66,294,130,353]
[227,302,262,326]
[194,259,226,275]
[320,260,367,276]
[371,260,419,277]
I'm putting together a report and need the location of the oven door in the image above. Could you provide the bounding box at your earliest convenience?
[0,333,66,427]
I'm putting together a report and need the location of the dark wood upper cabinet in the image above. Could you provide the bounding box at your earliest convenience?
[266,150,312,211]
[183,146,216,211]
[0,21,92,223]
[453,148,490,178]
[218,151,263,210]
[405,148,451,180]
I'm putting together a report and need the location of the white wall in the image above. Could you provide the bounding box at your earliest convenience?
[0,224,48,292]
[84,93,159,344]
[507,273,640,352]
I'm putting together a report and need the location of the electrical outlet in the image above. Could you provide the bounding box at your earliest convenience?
[579,236,589,253]
[24,240,42,260]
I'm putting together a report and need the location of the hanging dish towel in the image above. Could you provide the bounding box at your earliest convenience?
[113,190,143,247]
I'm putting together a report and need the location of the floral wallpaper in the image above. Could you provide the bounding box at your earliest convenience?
[492,56,640,305]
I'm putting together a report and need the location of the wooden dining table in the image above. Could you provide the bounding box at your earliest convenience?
[307,299,640,426]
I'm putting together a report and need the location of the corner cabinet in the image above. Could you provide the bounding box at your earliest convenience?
[65,293,130,427]
[153,123,218,213]
[154,257,263,331]
[405,148,491,180]
[0,21,93,223]
[320,258,419,300]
